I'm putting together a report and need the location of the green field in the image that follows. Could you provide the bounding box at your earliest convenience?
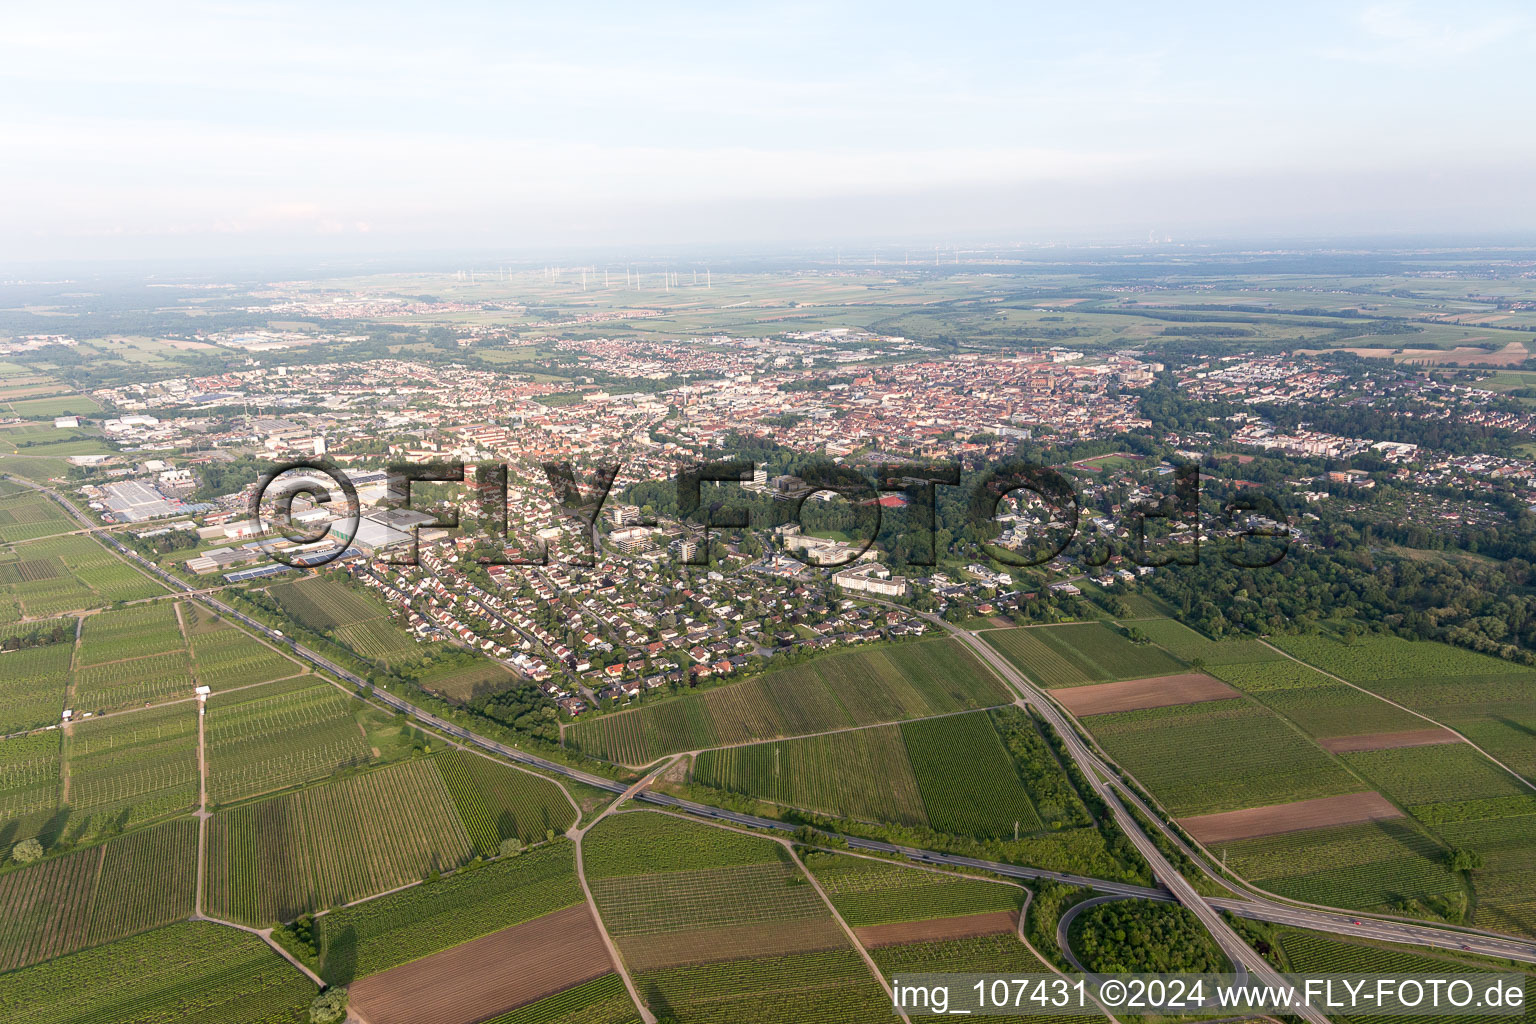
[568,638,1010,765]
[0,732,59,853]
[480,973,641,1024]
[65,701,199,839]
[75,602,183,666]
[586,811,857,978]
[436,749,576,853]
[903,712,1044,837]
[0,490,74,543]
[1128,617,1284,667]
[693,724,927,826]
[207,680,372,804]
[1217,818,1462,915]
[1086,698,1362,816]
[632,948,891,1024]
[1,535,165,615]
[190,625,301,690]
[0,638,71,734]
[73,650,195,711]
[692,709,1074,839]
[803,850,1025,926]
[1214,659,1428,739]
[583,810,784,879]
[313,839,583,984]
[0,817,197,972]
[1275,929,1536,1024]
[268,575,418,662]
[0,921,315,1024]
[984,622,1186,687]
[872,932,1107,1024]
[1268,632,1536,779]
[204,757,474,924]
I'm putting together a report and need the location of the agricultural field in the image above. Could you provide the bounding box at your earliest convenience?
[1344,744,1529,808]
[346,903,613,1024]
[2,535,165,614]
[0,637,72,735]
[1271,633,1531,686]
[0,921,315,1024]
[583,809,785,878]
[72,650,195,712]
[1216,818,1462,915]
[1127,617,1284,667]
[0,489,73,543]
[1269,633,1536,780]
[413,657,520,701]
[1275,929,1536,1024]
[632,948,892,1024]
[586,810,852,974]
[873,934,1107,1024]
[568,638,1009,764]
[0,817,197,972]
[313,839,583,983]
[206,680,372,804]
[190,625,302,690]
[268,575,417,662]
[1084,698,1362,816]
[985,621,1186,687]
[902,712,1044,838]
[480,974,640,1024]
[204,757,474,924]
[436,749,576,854]
[692,724,928,827]
[0,732,59,854]
[1214,660,1428,740]
[74,602,183,666]
[64,701,198,839]
[803,850,1025,927]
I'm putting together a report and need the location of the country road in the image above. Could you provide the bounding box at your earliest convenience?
[12,473,1536,981]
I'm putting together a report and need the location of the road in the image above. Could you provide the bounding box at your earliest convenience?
[14,475,1536,976]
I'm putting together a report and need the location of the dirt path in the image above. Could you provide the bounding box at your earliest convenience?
[784,842,913,1024]
[570,761,677,1024]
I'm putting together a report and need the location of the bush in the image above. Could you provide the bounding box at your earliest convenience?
[11,838,43,864]
[309,989,348,1024]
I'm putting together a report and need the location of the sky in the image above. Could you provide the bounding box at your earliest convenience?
[3,1,1535,262]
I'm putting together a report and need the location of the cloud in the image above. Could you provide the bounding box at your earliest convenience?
[1323,2,1532,63]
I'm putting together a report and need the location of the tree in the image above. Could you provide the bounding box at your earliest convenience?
[11,838,42,863]
[1446,848,1484,873]
[309,989,348,1024]
[498,836,524,858]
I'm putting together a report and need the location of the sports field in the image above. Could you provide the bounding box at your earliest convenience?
[568,638,1010,765]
